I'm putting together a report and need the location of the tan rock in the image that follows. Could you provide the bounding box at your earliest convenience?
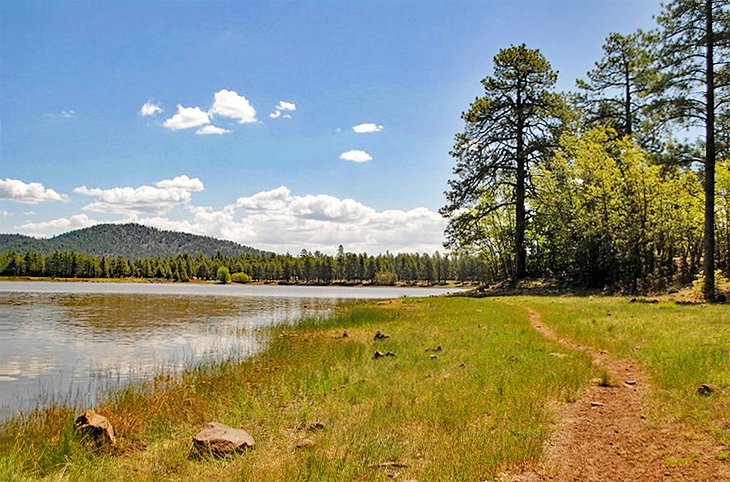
[192,422,255,456]
[75,409,116,447]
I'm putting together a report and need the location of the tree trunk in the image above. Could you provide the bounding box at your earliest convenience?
[515,87,527,279]
[703,0,716,301]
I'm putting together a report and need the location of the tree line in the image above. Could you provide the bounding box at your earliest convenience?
[442,0,729,298]
[0,247,485,284]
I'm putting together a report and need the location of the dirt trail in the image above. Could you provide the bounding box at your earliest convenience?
[505,308,729,481]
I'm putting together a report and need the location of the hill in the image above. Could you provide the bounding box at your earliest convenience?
[0,223,268,259]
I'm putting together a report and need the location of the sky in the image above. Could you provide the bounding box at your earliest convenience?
[1,0,663,254]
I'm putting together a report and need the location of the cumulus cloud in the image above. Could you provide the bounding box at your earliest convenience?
[269,100,296,119]
[61,110,76,119]
[339,150,373,163]
[155,175,204,192]
[17,214,98,237]
[210,89,257,124]
[139,101,163,116]
[74,175,204,215]
[352,123,384,133]
[135,186,446,253]
[0,178,68,204]
[163,105,210,130]
[196,125,230,135]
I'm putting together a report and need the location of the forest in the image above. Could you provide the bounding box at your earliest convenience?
[441,0,729,298]
[0,248,484,284]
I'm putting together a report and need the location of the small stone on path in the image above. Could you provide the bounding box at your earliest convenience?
[625,380,637,385]
[590,401,605,408]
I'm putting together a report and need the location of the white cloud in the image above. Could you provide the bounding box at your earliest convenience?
[9,182,447,253]
[275,101,296,111]
[269,100,296,119]
[339,150,373,163]
[210,89,257,124]
[155,175,204,192]
[352,123,384,134]
[0,178,68,204]
[74,175,204,215]
[143,186,446,254]
[61,110,76,119]
[17,214,98,237]
[196,125,230,135]
[0,210,10,218]
[163,104,210,130]
[139,101,163,116]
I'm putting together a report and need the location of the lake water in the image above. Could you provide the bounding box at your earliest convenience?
[0,281,463,419]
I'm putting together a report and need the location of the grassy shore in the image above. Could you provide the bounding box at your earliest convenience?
[0,296,727,481]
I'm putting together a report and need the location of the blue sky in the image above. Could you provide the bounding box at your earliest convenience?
[1,0,661,253]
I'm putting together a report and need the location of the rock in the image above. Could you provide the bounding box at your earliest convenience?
[549,352,567,359]
[342,331,349,338]
[307,422,325,431]
[373,350,396,359]
[426,345,442,352]
[374,331,390,340]
[192,422,255,456]
[698,383,721,396]
[590,401,605,407]
[295,438,316,449]
[75,409,116,447]
[429,354,437,360]
[625,380,637,385]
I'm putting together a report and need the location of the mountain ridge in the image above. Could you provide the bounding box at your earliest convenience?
[0,223,268,259]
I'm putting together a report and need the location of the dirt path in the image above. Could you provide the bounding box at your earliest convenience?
[504,308,729,481]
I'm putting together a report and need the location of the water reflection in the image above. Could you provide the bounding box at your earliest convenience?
[0,290,339,419]
[0,282,464,419]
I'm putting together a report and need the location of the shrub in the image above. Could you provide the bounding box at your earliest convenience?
[216,266,231,284]
[231,272,253,284]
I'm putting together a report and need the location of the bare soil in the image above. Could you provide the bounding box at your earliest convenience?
[503,308,729,481]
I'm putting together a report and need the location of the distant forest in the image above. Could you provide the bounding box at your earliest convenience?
[0,248,484,284]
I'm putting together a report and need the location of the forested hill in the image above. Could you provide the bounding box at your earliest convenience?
[0,224,268,259]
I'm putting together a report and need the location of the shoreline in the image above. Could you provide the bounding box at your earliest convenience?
[0,275,477,289]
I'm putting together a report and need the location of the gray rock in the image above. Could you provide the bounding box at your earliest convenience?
[75,409,117,447]
[192,422,255,456]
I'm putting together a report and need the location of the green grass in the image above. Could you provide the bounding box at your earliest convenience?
[1,295,727,481]
[510,297,730,444]
[0,297,592,481]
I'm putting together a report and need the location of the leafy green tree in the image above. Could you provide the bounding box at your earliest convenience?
[216,266,231,284]
[442,44,564,278]
[649,0,730,299]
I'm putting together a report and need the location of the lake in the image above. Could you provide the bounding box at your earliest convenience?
[0,281,463,419]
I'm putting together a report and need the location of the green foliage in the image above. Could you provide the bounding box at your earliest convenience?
[230,272,252,284]
[216,266,231,284]
[0,249,486,284]
[531,127,704,292]
[442,44,565,279]
[575,31,655,141]
[374,270,397,285]
[692,269,729,298]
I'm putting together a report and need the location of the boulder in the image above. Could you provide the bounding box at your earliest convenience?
[75,409,116,447]
[192,422,255,456]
